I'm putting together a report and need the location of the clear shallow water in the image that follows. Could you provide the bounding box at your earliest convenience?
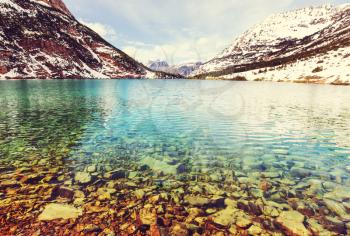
[1,80,350,169]
[1,80,350,234]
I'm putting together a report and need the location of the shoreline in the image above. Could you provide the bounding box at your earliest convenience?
[1,77,349,86]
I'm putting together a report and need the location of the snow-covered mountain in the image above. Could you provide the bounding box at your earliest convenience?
[0,0,173,79]
[147,60,202,77]
[147,60,170,71]
[192,4,350,85]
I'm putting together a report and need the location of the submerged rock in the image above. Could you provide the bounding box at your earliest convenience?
[139,157,185,175]
[86,165,97,173]
[0,180,20,189]
[54,186,75,199]
[103,169,128,179]
[212,208,237,226]
[324,188,350,202]
[248,225,263,235]
[263,205,280,217]
[96,188,114,201]
[20,174,44,184]
[307,219,333,236]
[236,215,252,229]
[139,205,157,225]
[184,195,210,207]
[290,167,312,178]
[187,207,203,220]
[229,225,237,234]
[210,173,223,181]
[276,211,311,236]
[134,189,145,200]
[83,224,102,234]
[324,199,350,220]
[128,171,138,179]
[75,172,92,184]
[262,172,280,178]
[323,216,347,234]
[38,203,82,221]
[170,223,189,236]
[345,166,350,173]
[343,201,350,210]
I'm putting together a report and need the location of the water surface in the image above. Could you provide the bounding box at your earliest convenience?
[1,80,350,235]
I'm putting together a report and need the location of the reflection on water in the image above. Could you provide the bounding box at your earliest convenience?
[1,80,350,235]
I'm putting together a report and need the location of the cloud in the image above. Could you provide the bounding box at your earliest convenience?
[65,0,348,64]
[79,19,118,41]
[123,34,231,64]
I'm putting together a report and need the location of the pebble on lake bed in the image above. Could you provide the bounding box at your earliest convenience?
[276,211,311,236]
[74,172,92,184]
[38,203,82,221]
[212,207,237,226]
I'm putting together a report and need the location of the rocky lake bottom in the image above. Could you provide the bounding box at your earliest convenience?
[1,80,350,235]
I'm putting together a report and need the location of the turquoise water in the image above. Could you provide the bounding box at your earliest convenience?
[1,80,349,167]
[1,80,350,234]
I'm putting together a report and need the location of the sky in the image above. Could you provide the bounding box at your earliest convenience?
[64,0,348,65]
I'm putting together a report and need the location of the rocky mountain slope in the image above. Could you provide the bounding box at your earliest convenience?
[148,60,202,77]
[192,4,350,85]
[0,0,171,79]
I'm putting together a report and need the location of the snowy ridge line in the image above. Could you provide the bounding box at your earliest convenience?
[192,4,350,85]
[147,60,202,77]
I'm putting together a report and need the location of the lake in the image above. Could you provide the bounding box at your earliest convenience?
[1,80,350,235]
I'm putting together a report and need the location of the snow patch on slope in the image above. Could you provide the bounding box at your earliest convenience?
[222,47,350,84]
[30,0,51,8]
[0,0,29,13]
[219,5,338,58]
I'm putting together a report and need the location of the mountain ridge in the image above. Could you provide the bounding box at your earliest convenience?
[0,0,177,79]
[192,4,350,85]
[30,0,73,17]
[147,60,202,77]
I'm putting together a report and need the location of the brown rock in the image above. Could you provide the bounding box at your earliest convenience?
[74,190,85,198]
[236,216,252,229]
[170,224,189,236]
[212,208,237,227]
[149,225,161,236]
[276,211,311,236]
[259,180,272,192]
[83,224,102,234]
[324,199,350,220]
[38,203,82,221]
[184,195,210,206]
[20,174,44,184]
[307,219,333,236]
[103,169,128,180]
[323,216,347,234]
[139,205,157,225]
[56,186,75,199]
[248,225,263,235]
[0,180,20,190]
[85,204,109,213]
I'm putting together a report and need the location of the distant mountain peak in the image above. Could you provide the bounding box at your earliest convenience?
[148,60,202,77]
[147,60,169,70]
